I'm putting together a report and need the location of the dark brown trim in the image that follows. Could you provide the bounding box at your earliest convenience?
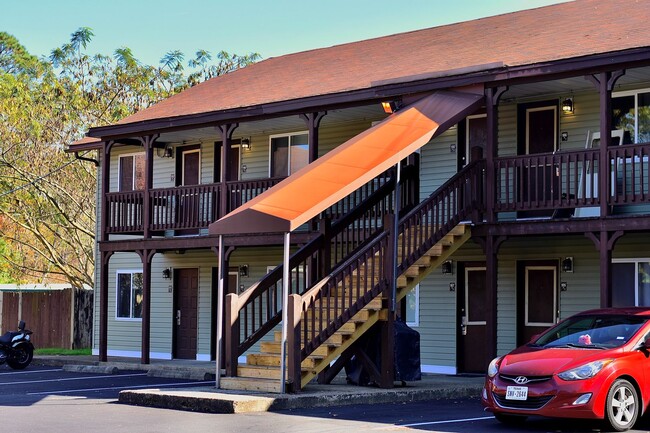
[472,217,650,238]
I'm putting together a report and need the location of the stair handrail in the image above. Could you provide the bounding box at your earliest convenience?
[224,166,419,372]
[397,159,485,273]
[287,160,486,387]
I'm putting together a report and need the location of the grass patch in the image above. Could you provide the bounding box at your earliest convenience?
[35,348,92,356]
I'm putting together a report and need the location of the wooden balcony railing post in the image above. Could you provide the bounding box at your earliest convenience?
[224,293,239,376]
[318,217,332,281]
[286,293,303,393]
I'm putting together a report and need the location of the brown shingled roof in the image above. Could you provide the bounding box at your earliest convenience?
[114,0,650,127]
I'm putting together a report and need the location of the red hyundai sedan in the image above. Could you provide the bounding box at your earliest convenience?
[482,308,650,431]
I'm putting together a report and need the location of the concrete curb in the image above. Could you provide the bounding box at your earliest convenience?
[118,383,484,414]
[63,364,119,375]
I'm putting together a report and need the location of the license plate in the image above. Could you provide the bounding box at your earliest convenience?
[506,386,528,400]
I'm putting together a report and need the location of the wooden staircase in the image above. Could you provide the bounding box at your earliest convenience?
[220,224,471,393]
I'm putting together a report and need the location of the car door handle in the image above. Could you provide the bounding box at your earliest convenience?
[176,310,181,326]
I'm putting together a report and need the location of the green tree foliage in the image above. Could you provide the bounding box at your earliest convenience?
[0,28,260,287]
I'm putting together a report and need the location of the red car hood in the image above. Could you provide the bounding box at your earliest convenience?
[499,347,616,376]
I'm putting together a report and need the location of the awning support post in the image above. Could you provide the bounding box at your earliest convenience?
[215,235,225,388]
[280,232,291,393]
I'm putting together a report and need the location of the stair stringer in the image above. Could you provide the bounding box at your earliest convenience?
[300,224,472,388]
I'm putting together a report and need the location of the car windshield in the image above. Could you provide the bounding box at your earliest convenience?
[533,314,648,349]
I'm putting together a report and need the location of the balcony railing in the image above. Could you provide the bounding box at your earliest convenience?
[494,142,650,214]
[105,177,284,234]
[104,143,650,235]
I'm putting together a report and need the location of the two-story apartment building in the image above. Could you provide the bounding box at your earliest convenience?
[69,0,650,392]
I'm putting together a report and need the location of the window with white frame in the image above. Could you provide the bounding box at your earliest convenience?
[269,132,309,177]
[118,153,145,191]
[612,259,650,307]
[116,270,143,319]
[405,284,420,327]
[612,89,650,145]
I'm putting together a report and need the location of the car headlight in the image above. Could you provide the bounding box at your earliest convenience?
[487,356,501,378]
[557,359,613,381]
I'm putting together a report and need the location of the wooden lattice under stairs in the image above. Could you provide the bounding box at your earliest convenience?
[220,224,471,393]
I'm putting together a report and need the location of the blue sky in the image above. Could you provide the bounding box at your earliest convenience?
[2,0,569,65]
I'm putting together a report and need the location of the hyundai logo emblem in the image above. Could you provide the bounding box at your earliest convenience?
[514,376,530,384]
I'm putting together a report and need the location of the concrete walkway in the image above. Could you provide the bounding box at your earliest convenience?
[33,355,485,414]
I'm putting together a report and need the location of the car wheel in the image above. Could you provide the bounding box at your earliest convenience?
[605,379,638,432]
[494,413,527,425]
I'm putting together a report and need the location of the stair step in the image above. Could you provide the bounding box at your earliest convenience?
[247,353,320,369]
[261,341,330,357]
[273,330,350,346]
[314,297,382,311]
[237,365,282,380]
[220,376,282,393]
[305,308,372,322]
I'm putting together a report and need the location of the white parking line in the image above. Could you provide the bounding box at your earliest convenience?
[0,368,62,375]
[27,380,214,395]
[398,416,494,427]
[0,372,148,386]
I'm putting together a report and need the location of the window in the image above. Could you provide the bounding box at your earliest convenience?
[118,153,145,191]
[612,89,650,144]
[116,270,143,319]
[612,259,650,307]
[405,284,419,327]
[270,132,309,177]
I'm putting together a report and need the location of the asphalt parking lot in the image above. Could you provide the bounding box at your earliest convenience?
[0,365,212,406]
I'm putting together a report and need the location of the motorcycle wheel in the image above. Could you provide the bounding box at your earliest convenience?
[7,343,33,370]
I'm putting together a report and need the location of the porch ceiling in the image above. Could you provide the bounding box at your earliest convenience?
[209,90,484,235]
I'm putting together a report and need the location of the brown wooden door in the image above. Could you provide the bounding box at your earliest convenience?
[177,148,201,235]
[173,268,198,359]
[519,105,558,217]
[517,260,558,345]
[458,263,488,374]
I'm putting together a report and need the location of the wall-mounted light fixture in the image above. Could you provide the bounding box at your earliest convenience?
[441,260,453,275]
[239,264,249,277]
[241,138,251,151]
[157,144,174,158]
[162,268,172,279]
[381,100,401,114]
[562,257,574,273]
[561,97,574,114]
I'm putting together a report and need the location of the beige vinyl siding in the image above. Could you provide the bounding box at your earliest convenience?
[418,234,603,369]
[420,126,458,197]
[240,119,376,181]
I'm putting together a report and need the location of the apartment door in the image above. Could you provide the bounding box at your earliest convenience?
[457,262,488,374]
[176,147,201,235]
[215,143,240,182]
[517,260,558,345]
[518,102,558,217]
[173,268,199,359]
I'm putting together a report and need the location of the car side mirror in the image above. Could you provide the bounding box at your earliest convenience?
[636,336,650,351]
[18,320,25,331]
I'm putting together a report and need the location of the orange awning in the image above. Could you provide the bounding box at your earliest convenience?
[209,90,484,235]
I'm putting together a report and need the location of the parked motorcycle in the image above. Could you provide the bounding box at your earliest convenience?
[0,320,34,369]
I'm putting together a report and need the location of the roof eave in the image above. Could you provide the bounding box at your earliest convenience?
[86,46,650,140]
